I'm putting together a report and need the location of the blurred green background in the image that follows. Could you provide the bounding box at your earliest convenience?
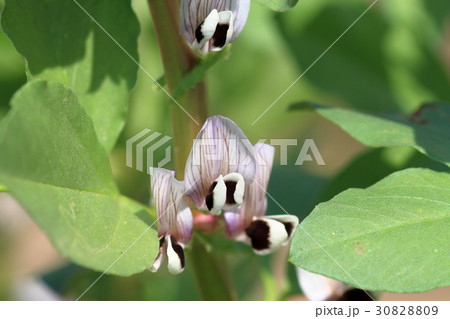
[0,0,449,300]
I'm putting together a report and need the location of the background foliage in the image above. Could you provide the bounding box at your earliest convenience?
[0,0,449,300]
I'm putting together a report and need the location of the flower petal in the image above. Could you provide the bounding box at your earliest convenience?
[210,11,233,51]
[185,116,256,210]
[222,172,245,209]
[205,175,227,215]
[230,0,250,42]
[296,268,351,301]
[245,217,289,255]
[195,9,219,47]
[224,143,274,237]
[149,237,166,273]
[166,236,185,275]
[180,0,250,53]
[150,168,193,243]
[263,214,299,244]
[243,143,274,218]
[223,209,246,239]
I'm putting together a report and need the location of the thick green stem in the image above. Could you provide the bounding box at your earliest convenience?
[147,0,208,176]
[147,0,235,301]
[188,234,237,301]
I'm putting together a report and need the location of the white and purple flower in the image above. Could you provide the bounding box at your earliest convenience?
[149,116,297,274]
[149,169,193,275]
[180,0,251,54]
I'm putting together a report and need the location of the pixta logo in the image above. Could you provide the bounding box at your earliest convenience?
[126,129,172,175]
[127,129,325,174]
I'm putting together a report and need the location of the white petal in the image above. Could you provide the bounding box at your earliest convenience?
[297,268,351,301]
[210,11,234,51]
[149,237,166,273]
[206,175,227,215]
[265,214,299,244]
[245,218,289,255]
[166,236,185,275]
[196,9,219,47]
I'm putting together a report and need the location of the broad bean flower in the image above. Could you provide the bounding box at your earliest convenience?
[180,0,250,54]
[149,116,297,274]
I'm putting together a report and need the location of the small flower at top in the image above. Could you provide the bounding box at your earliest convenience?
[180,0,250,55]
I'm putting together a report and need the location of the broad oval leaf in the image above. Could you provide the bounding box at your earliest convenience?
[254,0,299,12]
[0,80,158,276]
[291,101,450,167]
[290,168,450,293]
[1,0,140,152]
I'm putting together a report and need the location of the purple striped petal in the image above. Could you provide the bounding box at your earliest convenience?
[224,143,274,237]
[150,168,193,244]
[184,116,256,211]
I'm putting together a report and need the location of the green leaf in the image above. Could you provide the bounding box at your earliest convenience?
[0,80,158,276]
[1,0,140,152]
[275,1,450,112]
[172,48,228,100]
[0,182,7,192]
[291,101,450,167]
[254,0,299,12]
[318,147,449,203]
[290,168,450,293]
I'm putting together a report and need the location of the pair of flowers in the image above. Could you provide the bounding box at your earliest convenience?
[180,0,250,54]
[150,116,298,274]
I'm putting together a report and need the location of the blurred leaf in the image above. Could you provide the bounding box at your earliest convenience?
[0,80,158,276]
[57,263,200,301]
[0,183,7,192]
[290,168,450,293]
[267,166,328,223]
[318,147,450,203]
[1,0,139,152]
[291,101,450,167]
[275,1,401,111]
[254,0,299,12]
[173,48,228,100]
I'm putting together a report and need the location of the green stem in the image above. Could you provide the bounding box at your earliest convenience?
[147,0,235,301]
[188,234,237,301]
[147,0,208,176]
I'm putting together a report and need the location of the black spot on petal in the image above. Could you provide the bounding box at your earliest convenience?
[205,181,217,211]
[159,236,165,248]
[171,240,185,269]
[283,222,294,237]
[225,181,237,205]
[212,23,229,48]
[195,22,204,43]
[246,220,270,251]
